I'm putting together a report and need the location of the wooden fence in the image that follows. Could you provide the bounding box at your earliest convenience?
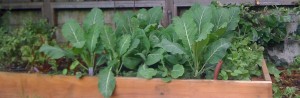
[0,0,298,42]
[0,0,298,27]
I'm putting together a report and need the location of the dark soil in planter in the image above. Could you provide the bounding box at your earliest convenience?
[280,69,300,94]
[272,66,300,95]
[1,58,73,74]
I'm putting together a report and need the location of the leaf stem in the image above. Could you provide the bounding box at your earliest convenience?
[76,59,88,70]
[117,62,123,75]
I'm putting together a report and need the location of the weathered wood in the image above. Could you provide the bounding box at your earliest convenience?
[0,2,43,9]
[262,59,272,81]
[130,1,164,7]
[174,0,298,6]
[162,0,173,27]
[0,72,272,98]
[51,1,115,9]
[51,1,164,9]
[174,0,255,7]
[1,0,31,3]
[172,0,298,17]
[0,0,298,27]
[257,0,298,5]
[42,0,55,25]
[0,59,272,98]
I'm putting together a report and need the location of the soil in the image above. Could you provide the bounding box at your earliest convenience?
[272,66,300,95]
[1,58,72,74]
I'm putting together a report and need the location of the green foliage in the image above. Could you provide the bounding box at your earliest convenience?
[40,8,105,76]
[0,19,55,71]
[171,64,184,78]
[98,65,115,98]
[273,84,299,98]
[145,49,164,66]
[284,87,298,98]
[155,39,185,54]
[272,84,283,98]
[137,64,158,79]
[291,55,300,70]
[2,3,299,98]
[0,11,10,32]
[239,6,299,46]
[268,62,281,82]
[219,37,264,80]
[39,44,66,59]
[61,19,86,48]
[172,4,239,77]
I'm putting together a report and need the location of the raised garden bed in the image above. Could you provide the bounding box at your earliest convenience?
[0,59,272,98]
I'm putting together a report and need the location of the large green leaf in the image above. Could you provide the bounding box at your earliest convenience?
[122,39,141,69]
[204,38,231,65]
[191,4,212,28]
[160,25,177,42]
[123,57,142,69]
[62,19,85,48]
[165,54,180,65]
[114,11,137,35]
[83,8,104,32]
[211,7,230,32]
[196,22,214,42]
[137,64,157,79]
[138,29,151,52]
[117,34,131,56]
[39,44,65,59]
[137,9,148,23]
[147,7,163,24]
[155,39,185,54]
[193,38,209,63]
[149,33,160,46]
[210,28,227,41]
[171,64,184,78]
[124,39,140,56]
[137,7,162,27]
[189,4,214,42]
[227,7,240,30]
[145,49,164,66]
[86,25,101,53]
[173,13,197,54]
[100,26,116,51]
[83,8,103,52]
[98,66,115,98]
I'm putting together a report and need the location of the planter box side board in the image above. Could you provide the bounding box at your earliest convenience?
[0,60,272,98]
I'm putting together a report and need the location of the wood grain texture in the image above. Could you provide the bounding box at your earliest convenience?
[262,59,272,81]
[0,60,272,98]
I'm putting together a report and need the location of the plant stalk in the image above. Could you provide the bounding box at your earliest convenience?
[88,67,93,76]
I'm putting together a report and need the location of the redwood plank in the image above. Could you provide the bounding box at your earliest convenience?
[262,59,272,81]
[0,72,272,98]
[0,60,272,98]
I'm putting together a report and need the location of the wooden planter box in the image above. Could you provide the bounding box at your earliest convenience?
[0,60,272,98]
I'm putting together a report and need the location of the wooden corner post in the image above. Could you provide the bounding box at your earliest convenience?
[42,0,55,26]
